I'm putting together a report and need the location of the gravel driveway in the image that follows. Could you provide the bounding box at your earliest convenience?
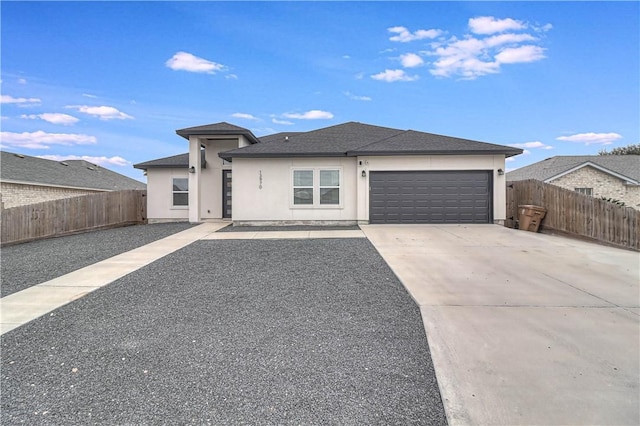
[0,223,194,297]
[1,238,446,425]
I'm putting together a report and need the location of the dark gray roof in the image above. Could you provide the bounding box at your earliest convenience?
[219,122,522,160]
[258,132,304,144]
[350,130,523,156]
[507,155,640,183]
[1,151,146,190]
[176,122,260,144]
[133,151,206,170]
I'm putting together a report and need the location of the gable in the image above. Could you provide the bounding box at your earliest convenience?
[547,162,639,185]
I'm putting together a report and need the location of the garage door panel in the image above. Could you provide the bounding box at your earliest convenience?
[369,171,492,224]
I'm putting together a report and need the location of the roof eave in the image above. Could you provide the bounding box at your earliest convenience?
[176,129,260,144]
[348,149,523,157]
[218,152,348,160]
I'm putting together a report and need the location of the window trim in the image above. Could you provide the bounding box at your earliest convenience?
[171,176,189,209]
[290,167,343,209]
[575,187,593,196]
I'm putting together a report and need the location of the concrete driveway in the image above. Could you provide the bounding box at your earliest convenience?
[361,224,639,426]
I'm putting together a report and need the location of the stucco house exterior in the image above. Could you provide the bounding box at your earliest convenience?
[1,151,146,209]
[134,122,522,225]
[507,155,640,210]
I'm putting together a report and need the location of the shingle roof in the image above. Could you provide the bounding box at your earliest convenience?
[1,151,146,190]
[258,132,304,144]
[350,129,523,156]
[176,122,260,144]
[219,122,521,160]
[133,151,206,170]
[507,155,640,183]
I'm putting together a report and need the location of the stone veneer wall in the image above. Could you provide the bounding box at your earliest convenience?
[0,182,103,209]
[550,166,640,210]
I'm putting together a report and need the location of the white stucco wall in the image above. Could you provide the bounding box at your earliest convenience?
[145,169,189,222]
[232,157,358,223]
[231,154,507,224]
[355,155,507,223]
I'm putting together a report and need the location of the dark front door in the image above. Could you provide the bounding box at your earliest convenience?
[222,170,232,219]
[369,170,492,224]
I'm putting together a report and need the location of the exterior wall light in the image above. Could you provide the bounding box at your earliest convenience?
[361,170,367,177]
[497,169,504,176]
[188,166,196,174]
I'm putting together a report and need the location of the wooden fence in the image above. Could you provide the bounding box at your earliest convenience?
[506,179,639,251]
[1,190,147,246]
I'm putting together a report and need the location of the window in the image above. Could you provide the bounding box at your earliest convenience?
[172,178,188,206]
[292,168,341,207]
[293,170,314,205]
[575,187,593,196]
[319,170,340,205]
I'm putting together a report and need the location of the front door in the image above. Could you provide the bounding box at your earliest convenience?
[222,170,232,218]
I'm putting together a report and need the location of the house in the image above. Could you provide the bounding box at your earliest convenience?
[1,151,146,209]
[507,155,640,209]
[133,121,522,225]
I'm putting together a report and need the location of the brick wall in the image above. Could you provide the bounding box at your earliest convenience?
[0,182,104,209]
[550,166,640,210]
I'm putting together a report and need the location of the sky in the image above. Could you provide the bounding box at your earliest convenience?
[1,1,638,182]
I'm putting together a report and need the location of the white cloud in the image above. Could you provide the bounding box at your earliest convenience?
[272,118,294,125]
[344,91,372,101]
[0,131,97,149]
[556,132,622,145]
[67,105,133,120]
[37,154,130,167]
[509,141,553,150]
[82,93,97,98]
[469,16,526,35]
[231,112,259,121]
[399,53,424,68]
[495,45,546,64]
[427,34,546,79]
[21,113,79,125]
[388,26,442,42]
[225,74,238,80]
[342,55,351,59]
[371,69,419,82]
[1,94,41,105]
[354,72,365,80]
[282,110,334,120]
[1,116,8,120]
[18,78,27,85]
[165,51,226,74]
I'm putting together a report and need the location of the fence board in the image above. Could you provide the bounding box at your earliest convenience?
[1,190,147,246]
[506,180,639,251]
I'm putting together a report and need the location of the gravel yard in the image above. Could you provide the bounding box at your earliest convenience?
[0,222,194,297]
[1,238,447,425]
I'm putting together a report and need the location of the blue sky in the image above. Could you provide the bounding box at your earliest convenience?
[1,1,638,182]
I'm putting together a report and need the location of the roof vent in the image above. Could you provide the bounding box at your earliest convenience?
[87,166,95,170]
[285,136,289,142]
[14,153,24,159]
[60,162,69,166]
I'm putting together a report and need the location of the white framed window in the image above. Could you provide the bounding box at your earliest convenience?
[319,169,340,205]
[291,168,341,208]
[575,187,593,196]
[172,177,189,207]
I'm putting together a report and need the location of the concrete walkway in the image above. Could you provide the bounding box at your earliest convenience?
[1,224,365,335]
[361,224,640,426]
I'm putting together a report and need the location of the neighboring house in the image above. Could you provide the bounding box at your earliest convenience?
[507,155,640,209]
[1,151,146,209]
[134,121,522,225]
